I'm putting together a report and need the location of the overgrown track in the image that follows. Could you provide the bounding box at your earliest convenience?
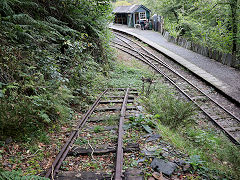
[111,31,240,145]
[44,88,140,179]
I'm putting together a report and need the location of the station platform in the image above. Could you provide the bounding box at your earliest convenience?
[110,24,240,104]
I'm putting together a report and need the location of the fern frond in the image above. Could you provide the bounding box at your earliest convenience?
[0,0,14,16]
[3,13,37,25]
[47,16,68,26]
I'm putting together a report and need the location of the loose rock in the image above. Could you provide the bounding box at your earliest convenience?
[151,158,178,176]
[146,134,161,142]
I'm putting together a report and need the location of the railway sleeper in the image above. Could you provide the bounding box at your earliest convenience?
[105,95,135,99]
[215,120,239,128]
[88,116,119,122]
[68,143,140,156]
[86,125,118,131]
[99,100,134,104]
[55,171,112,180]
[55,169,143,180]
[224,127,240,132]
[95,106,137,112]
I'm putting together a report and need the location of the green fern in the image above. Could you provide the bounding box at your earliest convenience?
[47,16,67,26]
[0,0,15,16]
[3,13,36,25]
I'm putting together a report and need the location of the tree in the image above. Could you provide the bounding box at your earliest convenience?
[229,0,239,62]
[141,0,239,60]
[115,1,132,6]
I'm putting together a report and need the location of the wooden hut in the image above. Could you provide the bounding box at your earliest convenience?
[113,5,151,27]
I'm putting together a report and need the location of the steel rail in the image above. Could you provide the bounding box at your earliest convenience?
[44,89,108,178]
[115,88,129,180]
[112,43,240,145]
[113,32,240,123]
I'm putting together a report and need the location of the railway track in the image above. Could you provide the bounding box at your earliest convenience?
[111,31,240,145]
[44,88,142,179]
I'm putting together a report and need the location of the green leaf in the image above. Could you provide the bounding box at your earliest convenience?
[142,125,152,133]
[0,90,4,98]
[123,124,131,130]
[39,111,51,123]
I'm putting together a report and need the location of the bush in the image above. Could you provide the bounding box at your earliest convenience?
[142,84,195,129]
[0,0,113,141]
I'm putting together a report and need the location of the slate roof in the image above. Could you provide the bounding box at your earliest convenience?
[112,4,151,14]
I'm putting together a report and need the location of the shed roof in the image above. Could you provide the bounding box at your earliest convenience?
[112,4,151,14]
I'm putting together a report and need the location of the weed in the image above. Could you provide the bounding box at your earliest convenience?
[142,84,196,129]
[74,138,88,146]
[93,125,104,133]
[105,115,119,126]
[0,170,48,179]
[125,114,156,133]
[156,122,240,179]
[107,60,153,89]
[187,155,205,171]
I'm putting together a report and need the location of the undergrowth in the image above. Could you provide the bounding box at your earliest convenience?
[0,0,113,141]
[142,84,196,129]
[0,170,48,180]
[107,58,153,89]
[141,83,240,178]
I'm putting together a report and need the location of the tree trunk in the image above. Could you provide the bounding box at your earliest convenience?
[230,0,238,65]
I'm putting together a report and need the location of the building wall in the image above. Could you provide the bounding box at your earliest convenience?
[114,6,151,28]
[135,7,146,13]
[146,11,150,19]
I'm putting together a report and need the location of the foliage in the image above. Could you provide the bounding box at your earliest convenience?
[141,0,240,58]
[115,1,131,6]
[187,155,205,171]
[112,0,141,7]
[142,84,195,129]
[107,59,153,88]
[0,0,113,141]
[156,121,240,179]
[125,114,156,133]
[0,170,48,180]
[93,125,104,133]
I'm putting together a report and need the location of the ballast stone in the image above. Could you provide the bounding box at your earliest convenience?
[150,158,178,176]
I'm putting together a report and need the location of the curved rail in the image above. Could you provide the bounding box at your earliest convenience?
[111,31,240,145]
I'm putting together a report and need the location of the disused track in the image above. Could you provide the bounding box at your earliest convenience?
[44,88,140,179]
[111,31,240,145]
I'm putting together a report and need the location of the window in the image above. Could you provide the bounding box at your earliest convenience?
[139,12,146,20]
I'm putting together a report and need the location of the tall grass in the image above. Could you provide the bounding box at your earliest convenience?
[142,84,196,129]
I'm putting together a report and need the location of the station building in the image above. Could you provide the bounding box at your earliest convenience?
[112,4,151,28]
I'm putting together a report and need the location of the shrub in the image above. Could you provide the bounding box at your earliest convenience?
[142,85,195,129]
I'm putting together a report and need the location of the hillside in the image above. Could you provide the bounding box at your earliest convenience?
[0,0,113,141]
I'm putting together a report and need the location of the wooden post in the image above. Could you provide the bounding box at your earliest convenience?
[133,13,135,27]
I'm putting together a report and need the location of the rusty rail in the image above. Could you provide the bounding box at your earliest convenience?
[112,32,240,145]
[44,89,108,178]
[115,88,129,180]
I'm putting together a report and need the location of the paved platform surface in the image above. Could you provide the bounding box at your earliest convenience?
[110,24,240,104]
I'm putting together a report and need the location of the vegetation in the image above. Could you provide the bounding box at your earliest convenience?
[155,122,240,178]
[112,0,141,7]
[139,74,240,178]
[107,58,153,88]
[0,170,48,180]
[111,52,240,178]
[142,84,195,129]
[0,0,113,141]
[125,114,156,133]
[1,0,239,177]
[141,0,240,61]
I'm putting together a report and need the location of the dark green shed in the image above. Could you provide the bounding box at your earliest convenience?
[113,5,151,27]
